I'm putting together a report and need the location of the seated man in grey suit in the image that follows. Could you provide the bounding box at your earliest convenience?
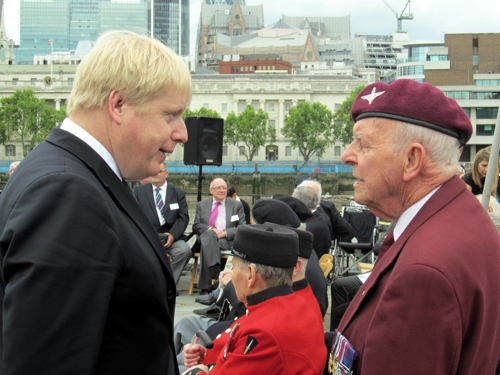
[134,161,191,284]
[192,178,245,294]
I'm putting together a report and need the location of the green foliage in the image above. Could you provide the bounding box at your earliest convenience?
[224,104,274,161]
[282,101,335,162]
[182,106,221,120]
[0,89,67,156]
[332,85,365,146]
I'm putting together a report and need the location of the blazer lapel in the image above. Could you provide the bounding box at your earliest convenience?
[46,128,174,279]
[164,184,174,213]
[340,176,466,331]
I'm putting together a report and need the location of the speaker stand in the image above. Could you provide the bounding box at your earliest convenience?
[196,165,205,202]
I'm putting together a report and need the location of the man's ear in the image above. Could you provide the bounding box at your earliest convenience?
[248,265,257,288]
[108,90,124,124]
[403,143,425,182]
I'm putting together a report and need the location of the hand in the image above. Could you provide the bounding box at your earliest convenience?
[183,337,207,368]
[163,233,175,248]
[219,269,233,287]
[212,228,226,239]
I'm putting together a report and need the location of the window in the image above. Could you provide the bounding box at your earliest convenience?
[270,83,274,90]
[477,107,498,119]
[253,84,258,90]
[223,146,228,156]
[252,103,259,111]
[12,78,18,85]
[334,146,341,157]
[462,108,471,118]
[239,103,246,112]
[203,103,209,109]
[221,103,228,112]
[268,120,275,128]
[285,146,291,156]
[31,78,37,85]
[269,103,275,112]
[477,125,495,136]
[239,146,245,156]
[5,145,15,156]
[334,104,340,111]
[443,91,469,100]
[253,148,259,157]
[68,78,74,84]
[239,83,244,90]
[286,83,291,90]
[285,103,291,111]
[473,55,479,66]
[473,38,478,48]
[299,83,304,90]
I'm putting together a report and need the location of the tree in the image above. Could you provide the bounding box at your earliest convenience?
[0,89,67,156]
[224,104,275,161]
[332,85,365,146]
[182,106,221,120]
[282,101,336,162]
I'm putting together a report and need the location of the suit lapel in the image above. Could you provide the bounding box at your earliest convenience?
[225,199,233,228]
[164,184,174,214]
[339,176,466,331]
[46,128,174,279]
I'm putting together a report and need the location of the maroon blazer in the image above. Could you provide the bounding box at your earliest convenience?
[338,175,500,375]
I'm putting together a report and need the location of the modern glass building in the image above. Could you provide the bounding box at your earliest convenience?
[19,0,189,64]
[151,0,189,56]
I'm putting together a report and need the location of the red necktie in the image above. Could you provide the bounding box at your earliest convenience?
[209,202,221,228]
[377,231,394,262]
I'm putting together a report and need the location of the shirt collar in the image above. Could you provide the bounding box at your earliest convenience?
[292,277,309,292]
[152,181,167,192]
[60,118,122,180]
[246,285,294,306]
[394,185,441,241]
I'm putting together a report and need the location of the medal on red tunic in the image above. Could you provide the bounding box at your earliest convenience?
[328,329,356,375]
[223,323,240,359]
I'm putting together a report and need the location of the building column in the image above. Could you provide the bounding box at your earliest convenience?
[55,99,61,110]
[279,99,285,133]
[233,101,238,115]
[292,99,298,107]
[259,99,265,111]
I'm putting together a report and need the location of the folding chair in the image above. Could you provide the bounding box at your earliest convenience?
[332,202,380,280]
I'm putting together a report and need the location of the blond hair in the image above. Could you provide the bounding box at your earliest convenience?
[67,30,192,116]
[472,147,498,193]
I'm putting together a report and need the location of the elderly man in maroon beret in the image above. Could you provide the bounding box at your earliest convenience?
[333,79,500,375]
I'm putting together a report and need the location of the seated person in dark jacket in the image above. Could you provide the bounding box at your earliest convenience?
[133,161,191,284]
[293,185,333,258]
[226,184,253,224]
[296,177,352,241]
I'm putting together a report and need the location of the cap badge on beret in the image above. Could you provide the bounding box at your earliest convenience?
[361,87,386,105]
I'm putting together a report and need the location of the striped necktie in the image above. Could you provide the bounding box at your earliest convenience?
[155,187,165,215]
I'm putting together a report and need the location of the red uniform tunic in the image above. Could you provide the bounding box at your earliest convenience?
[203,285,326,375]
[293,278,323,325]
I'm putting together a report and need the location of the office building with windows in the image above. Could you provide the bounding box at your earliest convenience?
[396,33,500,162]
[18,0,189,64]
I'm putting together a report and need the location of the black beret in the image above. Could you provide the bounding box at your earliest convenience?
[232,224,299,268]
[294,175,312,187]
[264,223,314,259]
[351,79,473,145]
[272,194,313,222]
[252,199,300,228]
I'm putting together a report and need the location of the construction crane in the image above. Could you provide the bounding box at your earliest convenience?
[381,0,414,33]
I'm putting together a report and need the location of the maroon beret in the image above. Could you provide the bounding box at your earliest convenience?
[351,79,472,145]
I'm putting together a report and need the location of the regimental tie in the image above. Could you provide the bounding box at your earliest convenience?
[155,187,165,215]
[209,202,221,228]
[376,231,394,262]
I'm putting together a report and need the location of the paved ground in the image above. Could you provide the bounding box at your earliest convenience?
[173,259,332,332]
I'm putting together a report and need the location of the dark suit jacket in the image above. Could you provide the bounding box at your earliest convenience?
[338,176,500,375]
[320,200,352,241]
[0,128,179,374]
[134,182,189,241]
[306,208,333,258]
[192,198,245,240]
[306,251,328,317]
